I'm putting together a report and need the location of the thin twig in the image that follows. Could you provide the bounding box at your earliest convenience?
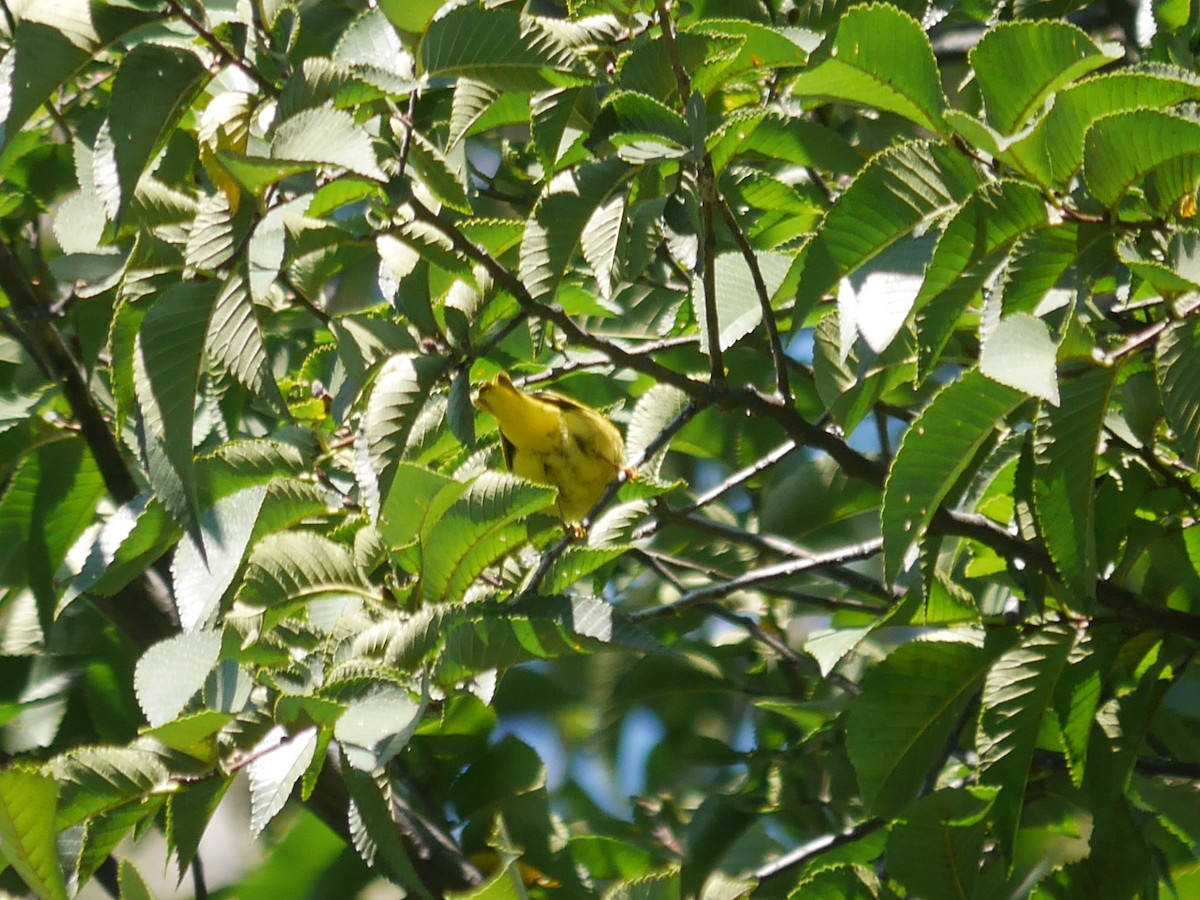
[678,438,798,515]
[632,537,884,621]
[394,91,419,181]
[165,0,276,93]
[655,1,691,104]
[700,162,725,388]
[1096,318,1169,365]
[717,196,792,404]
[640,510,897,605]
[0,242,139,503]
[754,820,886,883]
[702,603,806,666]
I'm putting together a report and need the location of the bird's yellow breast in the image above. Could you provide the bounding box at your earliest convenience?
[473,372,625,522]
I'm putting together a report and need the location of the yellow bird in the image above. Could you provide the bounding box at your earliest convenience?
[473,371,628,523]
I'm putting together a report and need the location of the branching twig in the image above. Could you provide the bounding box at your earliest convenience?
[717,196,792,404]
[165,0,276,93]
[640,510,897,605]
[405,196,886,483]
[632,537,884,621]
[678,438,798,515]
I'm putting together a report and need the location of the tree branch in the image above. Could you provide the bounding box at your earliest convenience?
[717,196,792,404]
[754,819,886,883]
[632,537,884,621]
[164,0,276,93]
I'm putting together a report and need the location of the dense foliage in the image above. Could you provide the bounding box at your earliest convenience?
[2,0,1200,896]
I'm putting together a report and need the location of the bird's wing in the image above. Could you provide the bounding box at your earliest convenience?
[498,431,516,471]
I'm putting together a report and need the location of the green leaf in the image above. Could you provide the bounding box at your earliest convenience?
[447,850,529,900]
[419,6,587,92]
[143,710,234,760]
[0,437,107,628]
[378,0,443,34]
[117,859,153,900]
[846,634,993,817]
[791,141,980,331]
[134,630,223,727]
[185,193,251,275]
[708,111,859,177]
[625,384,690,481]
[835,236,930,356]
[364,353,443,502]
[50,746,170,829]
[997,222,1109,319]
[520,157,630,301]
[66,493,177,605]
[134,282,218,544]
[271,107,386,181]
[581,193,626,301]
[882,369,1025,583]
[541,546,627,594]
[1009,68,1200,188]
[603,866,683,899]
[247,726,319,836]
[167,776,233,878]
[407,131,471,214]
[0,768,67,900]
[379,463,461,550]
[914,179,1049,381]
[335,686,424,771]
[1033,367,1116,598]
[977,624,1080,858]
[698,251,791,354]
[1054,635,1101,788]
[886,786,998,900]
[788,4,947,135]
[109,43,209,218]
[685,19,815,83]
[1083,110,1200,214]
[173,484,268,631]
[0,23,90,151]
[342,766,431,898]
[530,86,593,170]
[1156,318,1200,468]
[605,91,691,146]
[237,530,375,608]
[980,313,1060,404]
[77,801,161,888]
[970,20,1121,135]
[435,612,603,684]
[422,472,556,603]
[206,266,284,408]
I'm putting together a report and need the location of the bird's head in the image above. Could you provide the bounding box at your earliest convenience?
[473,371,516,414]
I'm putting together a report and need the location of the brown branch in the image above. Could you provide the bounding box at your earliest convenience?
[717,196,792,404]
[0,242,139,503]
[632,537,884,621]
[164,0,276,94]
[700,161,725,388]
